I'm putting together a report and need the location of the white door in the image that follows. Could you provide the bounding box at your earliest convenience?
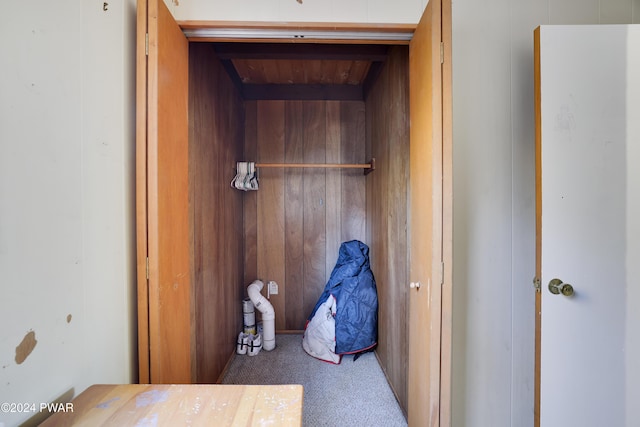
[535,25,640,427]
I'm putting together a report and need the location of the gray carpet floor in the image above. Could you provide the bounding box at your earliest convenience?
[221,334,407,427]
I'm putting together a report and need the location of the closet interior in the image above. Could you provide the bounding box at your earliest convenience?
[184,40,410,412]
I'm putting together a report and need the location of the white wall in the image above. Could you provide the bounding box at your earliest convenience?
[452,1,640,426]
[163,0,427,23]
[0,1,137,426]
[626,24,640,427]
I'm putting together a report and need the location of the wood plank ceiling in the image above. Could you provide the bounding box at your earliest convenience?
[212,43,390,100]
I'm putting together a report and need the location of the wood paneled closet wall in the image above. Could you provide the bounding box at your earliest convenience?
[187,42,410,410]
[243,99,368,331]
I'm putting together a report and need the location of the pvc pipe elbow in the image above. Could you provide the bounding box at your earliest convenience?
[247,279,276,351]
[247,279,275,316]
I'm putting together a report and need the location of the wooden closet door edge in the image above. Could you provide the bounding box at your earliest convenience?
[439,0,453,426]
[135,0,150,385]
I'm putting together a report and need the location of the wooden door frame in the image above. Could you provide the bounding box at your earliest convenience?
[136,7,452,425]
[136,0,150,384]
[441,1,453,424]
[533,26,542,427]
[179,21,416,44]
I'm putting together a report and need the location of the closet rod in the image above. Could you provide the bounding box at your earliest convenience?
[255,158,376,175]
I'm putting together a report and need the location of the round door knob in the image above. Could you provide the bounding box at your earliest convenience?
[410,281,421,290]
[560,283,574,296]
[548,278,574,297]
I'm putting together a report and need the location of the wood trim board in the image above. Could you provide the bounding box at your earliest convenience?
[135,0,150,385]
[533,25,542,427]
[440,0,453,424]
[179,21,416,44]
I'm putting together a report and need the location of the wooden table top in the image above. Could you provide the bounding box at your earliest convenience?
[39,383,303,426]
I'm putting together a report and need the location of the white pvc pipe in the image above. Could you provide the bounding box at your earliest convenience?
[247,280,276,351]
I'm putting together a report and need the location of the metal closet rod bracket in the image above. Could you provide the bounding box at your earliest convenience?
[255,158,376,175]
